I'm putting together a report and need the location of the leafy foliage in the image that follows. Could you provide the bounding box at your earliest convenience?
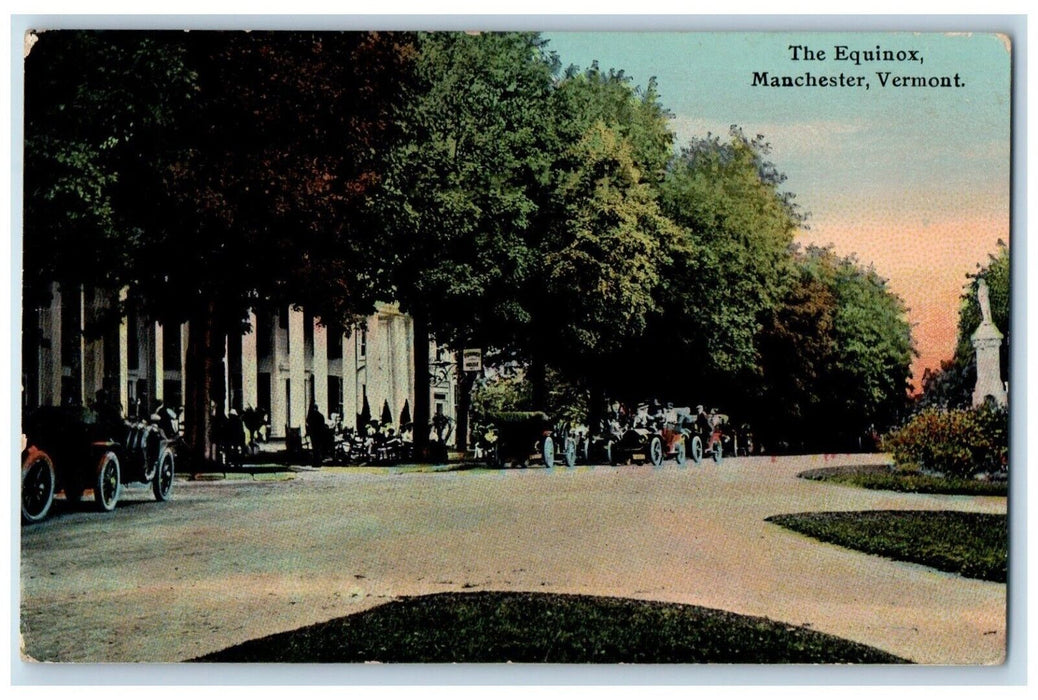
[376,31,556,350]
[23,31,197,305]
[656,129,801,384]
[24,30,417,463]
[754,246,914,451]
[538,121,682,379]
[882,404,1008,478]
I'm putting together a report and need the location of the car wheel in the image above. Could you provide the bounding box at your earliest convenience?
[94,451,121,513]
[153,448,175,502]
[542,436,555,469]
[605,440,618,466]
[713,442,724,464]
[22,448,55,524]
[649,435,664,467]
[563,437,577,468]
[689,435,703,465]
[578,439,590,464]
[675,439,687,466]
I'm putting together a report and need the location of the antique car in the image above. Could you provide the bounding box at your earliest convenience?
[477,412,578,468]
[659,406,700,465]
[589,403,725,467]
[21,405,176,523]
[593,404,667,467]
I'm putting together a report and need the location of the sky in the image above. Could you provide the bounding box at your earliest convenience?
[542,31,1012,390]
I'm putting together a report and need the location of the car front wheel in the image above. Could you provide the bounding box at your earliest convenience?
[153,449,175,502]
[22,448,55,524]
[648,435,664,467]
[542,436,555,469]
[94,451,121,513]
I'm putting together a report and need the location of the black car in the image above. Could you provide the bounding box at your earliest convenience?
[21,405,176,523]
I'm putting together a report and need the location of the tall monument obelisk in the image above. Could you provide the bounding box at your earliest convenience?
[971,278,1007,407]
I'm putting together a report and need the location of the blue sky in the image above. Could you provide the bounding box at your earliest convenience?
[542,31,1012,381]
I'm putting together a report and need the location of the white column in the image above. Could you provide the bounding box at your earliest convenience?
[271,312,288,436]
[289,307,306,429]
[313,319,328,415]
[404,315,415,414]
[179,322,189,408]
[118,289,129,417]
[344,328,358,427]
[367,312,386,421]
[241,310,258,410]
[151,321,164,405]
[391,315,409,424]
[223,334,230,415]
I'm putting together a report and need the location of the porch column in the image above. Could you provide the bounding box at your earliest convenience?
[241,310,258,410]
[149,321,164,406]
[180,322,189,409]
[271,311,288,436]
[118,288,129,416]
[288,307,306,429]
[313,319,328,415]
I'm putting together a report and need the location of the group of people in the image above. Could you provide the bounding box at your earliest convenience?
[610,400,723,437]
[210,404,271,465]
[305,402,419,467]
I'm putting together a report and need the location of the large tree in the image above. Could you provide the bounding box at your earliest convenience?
[24,30,416,465]
[755,245,914,452]
[373,31,559,452]
[607,128,803,409]
[515,62,682,420]
[23,30,196,308]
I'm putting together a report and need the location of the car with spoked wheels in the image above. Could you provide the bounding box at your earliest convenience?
[476,412,582,469]
[21,405,177,523]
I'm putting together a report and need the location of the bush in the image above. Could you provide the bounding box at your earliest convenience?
[881,404,1008,478]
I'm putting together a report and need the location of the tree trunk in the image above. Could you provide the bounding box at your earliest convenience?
[411,308,431,459]
[184,299,225,470]
[454,344,474,452]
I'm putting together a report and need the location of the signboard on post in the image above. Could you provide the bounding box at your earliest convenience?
[462,348,482,372]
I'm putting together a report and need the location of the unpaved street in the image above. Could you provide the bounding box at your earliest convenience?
[19,454,1007,665]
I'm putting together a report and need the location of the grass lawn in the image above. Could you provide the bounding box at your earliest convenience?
[766,510,1007,582]
[193,591,909,664]
[798,464,1007,497]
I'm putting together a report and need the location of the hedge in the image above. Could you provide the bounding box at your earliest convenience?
[881,404,1008,479]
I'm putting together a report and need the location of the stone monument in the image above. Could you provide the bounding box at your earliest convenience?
[971,278,1007,407]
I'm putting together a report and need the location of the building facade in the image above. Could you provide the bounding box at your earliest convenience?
[21,284,457,438]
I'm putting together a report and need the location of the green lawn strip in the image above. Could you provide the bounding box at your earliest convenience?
[766,510,1006,582]
[798,465,1007,497]
[193,591,908,664]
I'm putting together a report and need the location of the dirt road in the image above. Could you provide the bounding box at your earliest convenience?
[19,454,1007,665]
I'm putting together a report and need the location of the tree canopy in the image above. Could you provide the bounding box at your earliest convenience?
[754,245,914,451]
[23,29,923,457]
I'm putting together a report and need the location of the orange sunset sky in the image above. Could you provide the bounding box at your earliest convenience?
[798,212,1008,391]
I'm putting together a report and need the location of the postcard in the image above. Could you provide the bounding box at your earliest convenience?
[15,23,1013,676]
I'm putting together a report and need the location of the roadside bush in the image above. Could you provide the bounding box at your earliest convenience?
[881,404,1008,478]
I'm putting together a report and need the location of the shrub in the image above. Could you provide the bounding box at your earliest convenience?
[881,404,1008,478]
